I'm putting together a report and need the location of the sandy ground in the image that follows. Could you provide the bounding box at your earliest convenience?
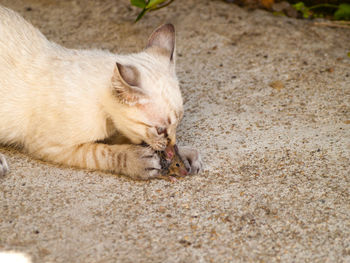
[0,0,350,262]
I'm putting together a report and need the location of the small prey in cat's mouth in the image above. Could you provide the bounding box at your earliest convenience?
[0,7,203,180]
[142,143,189,181]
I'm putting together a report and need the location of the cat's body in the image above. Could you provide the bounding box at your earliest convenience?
[0,6,201,179]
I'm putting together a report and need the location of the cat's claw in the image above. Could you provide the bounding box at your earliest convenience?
[177,146,202,175]
[0,154,9,177]
[126,145,161,180]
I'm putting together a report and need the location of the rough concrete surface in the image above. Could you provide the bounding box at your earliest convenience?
[0,0,350,262]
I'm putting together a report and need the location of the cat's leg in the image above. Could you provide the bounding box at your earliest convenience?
[30,143,161,180]
[0,153,9,176]
[177,146,202,174]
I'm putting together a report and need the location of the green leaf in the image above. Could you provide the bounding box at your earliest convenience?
[131,0,147,8]
[334,4,350,20]
[146,0,167,9]
[347,52,350,58]
[293,2,306,11]
[293,2,310,18]
[135,8,148,22]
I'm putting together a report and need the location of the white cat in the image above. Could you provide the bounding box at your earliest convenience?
[0,6,202,179]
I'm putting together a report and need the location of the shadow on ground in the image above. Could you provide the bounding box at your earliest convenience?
[0,0,349,262]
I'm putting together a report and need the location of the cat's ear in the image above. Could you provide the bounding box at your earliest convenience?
[116,62,139,87]
[111,63,147,105]
[146,23,175,61]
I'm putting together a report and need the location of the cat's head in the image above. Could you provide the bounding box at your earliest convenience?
[106,24,184,151]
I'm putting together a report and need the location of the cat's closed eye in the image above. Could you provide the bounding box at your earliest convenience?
[156,127,166,136]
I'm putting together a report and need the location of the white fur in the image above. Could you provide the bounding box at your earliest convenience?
[0,6,182,155]
[0,6,204,179]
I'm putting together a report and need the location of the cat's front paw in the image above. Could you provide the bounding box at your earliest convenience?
[177,146,202,174]
[125,145,161,180]
[0,154,9,177]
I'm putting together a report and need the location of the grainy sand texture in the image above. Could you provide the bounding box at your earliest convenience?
[0,0,350,262]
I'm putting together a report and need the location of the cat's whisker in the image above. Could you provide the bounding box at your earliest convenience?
[0,7,201,180]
